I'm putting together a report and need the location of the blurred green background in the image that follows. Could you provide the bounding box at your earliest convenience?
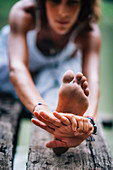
[0,0,113,168]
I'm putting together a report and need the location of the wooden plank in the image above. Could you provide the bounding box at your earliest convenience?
[0,95,22,169]
[87,123,113,170]
[27,126,94,170]
[27,122,113,170]
[0,122,13,170]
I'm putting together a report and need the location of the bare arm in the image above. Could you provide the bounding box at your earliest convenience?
[81,24,101,122]
[8,0,51,113]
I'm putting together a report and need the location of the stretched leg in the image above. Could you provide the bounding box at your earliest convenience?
[53,70,89,154]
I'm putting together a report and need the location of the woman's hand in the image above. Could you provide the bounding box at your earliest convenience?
[32,110,71,136]
[32,111,94,148]
[53,112,94,136]
[46,129,93,148]
[32,111,93,138]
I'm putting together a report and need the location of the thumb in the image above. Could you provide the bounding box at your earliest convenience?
[46,140,68,148]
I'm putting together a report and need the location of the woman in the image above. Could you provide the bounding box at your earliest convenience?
[0,0,101,153]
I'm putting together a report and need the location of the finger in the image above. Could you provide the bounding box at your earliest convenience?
[64,115,78,131]
[46,140,68,148]
[33,111,57,129]
[39,111,62,127]
[59,113,78,130]
[74,130,79,136]
[70,117,77,131]
[31,118,54,134]
[87,119,94,133]
[83,118,89,133]
[34,111,47,122]
[33,111,45,120]
[88,130,93,137]
[74,130,84,136]
[77,118,84,132]
[88,124,94,136]
[74,130,88,141]
[53,111,70,125]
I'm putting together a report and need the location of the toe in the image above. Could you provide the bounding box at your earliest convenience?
[79,76,87,87]
[75,72,83,84]
[63,70,74,83]
[83,81,88,89]
[84,87,89,96]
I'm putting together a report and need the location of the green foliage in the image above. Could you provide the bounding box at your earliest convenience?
[0,0,18,29]
[101,1,113,20]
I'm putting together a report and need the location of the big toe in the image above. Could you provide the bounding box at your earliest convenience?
[63,70,74,83]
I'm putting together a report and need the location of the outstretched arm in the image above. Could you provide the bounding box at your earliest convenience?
[81,23,101,122]
[8,0,52,115]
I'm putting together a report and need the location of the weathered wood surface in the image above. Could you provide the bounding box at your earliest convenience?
[0,95,112,170]
[27,123,113,170]
[0,95,22,170]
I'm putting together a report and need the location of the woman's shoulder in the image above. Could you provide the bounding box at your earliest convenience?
[83,23,101,39]
[75,23,101,50]
[9,0,37,33]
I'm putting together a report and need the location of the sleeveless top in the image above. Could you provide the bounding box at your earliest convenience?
[0,25,83,99]
[0,24,82,72]
[27,25,83,72]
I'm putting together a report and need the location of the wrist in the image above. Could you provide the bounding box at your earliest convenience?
[84,112,97,123]
[33,102,51,114]
[85,116,97,135]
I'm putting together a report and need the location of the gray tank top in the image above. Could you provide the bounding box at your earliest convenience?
[27,25,83,72]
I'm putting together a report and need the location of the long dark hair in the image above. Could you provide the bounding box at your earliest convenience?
[36,0,101,29]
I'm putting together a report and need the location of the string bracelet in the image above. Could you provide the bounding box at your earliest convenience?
[87,116,97,135]
[32,102,46,113]
[38,102,42,105]
[85,116,97,142]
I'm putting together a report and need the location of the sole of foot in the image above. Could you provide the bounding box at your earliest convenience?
[53,70,89,155]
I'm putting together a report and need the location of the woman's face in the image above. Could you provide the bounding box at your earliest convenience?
[45,0,81,35]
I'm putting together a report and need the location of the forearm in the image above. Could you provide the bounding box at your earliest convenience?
[10,66,50,113]
[82,55,100,123]
[84,80,100,123]
[8,31,50,114]
[82,54,100,122]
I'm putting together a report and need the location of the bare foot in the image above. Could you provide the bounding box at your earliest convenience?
[56,70,89,116]
[53,70,89,155]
